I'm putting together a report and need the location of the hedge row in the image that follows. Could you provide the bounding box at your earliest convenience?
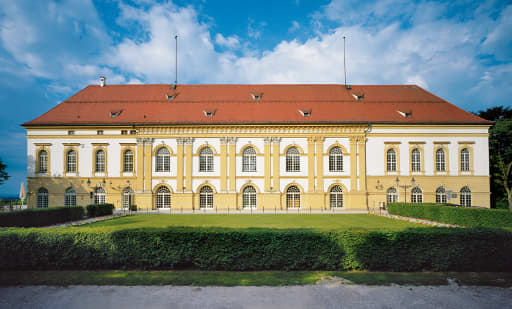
[0,207,84,227]
[387,203,512,228]
[0,227,510,271]
[86,204,115,217]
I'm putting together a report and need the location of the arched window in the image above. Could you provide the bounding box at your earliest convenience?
[199,147,213,172]
[286,147,300,172]
[460,186,471,207]
[411,148,421,172]
[122,187,134,209]
[387,149,396,171]
[156,148,170,172]
[64,188,76,207]
[37,188,48,208]
[155,186,170,209]
[286,185,300,208]
[460,148,470,171]
[330,185,344,208]
[95,150,105,172]
[94,187,106,204]
[242,186,257,209]
[436,148,446,171]
[66,150,76,172]
[242,147,257,172]
[38,150,48,173]
[123,150,134,172]
[329,147,343,171]
[199,186,214,209]
[386,187,398,203]
[411,187,423,203]
[436,187,447,203]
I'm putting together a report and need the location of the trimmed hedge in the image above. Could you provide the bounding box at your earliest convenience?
[86,204,114,218]
[0,207,84,227]
[387,203,512,228]
[0,227,510,271]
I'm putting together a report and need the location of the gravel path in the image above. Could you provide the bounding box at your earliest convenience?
[1,284,511,309]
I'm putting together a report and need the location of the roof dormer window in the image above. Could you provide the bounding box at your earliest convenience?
[203,109,216,118]
[250,93,263,101]
[397,110,412,118]
[351,91,364,101]
[110,110,122,118]
[165,93,177,101]
[298,109,312,117]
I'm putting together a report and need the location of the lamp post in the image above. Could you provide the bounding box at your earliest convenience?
[396,177,416,203]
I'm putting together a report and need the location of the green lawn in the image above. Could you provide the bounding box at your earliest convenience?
[1,271,511,287]
[79,214,425,231]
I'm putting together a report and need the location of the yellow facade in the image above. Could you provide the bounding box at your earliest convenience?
[26,124,491,210]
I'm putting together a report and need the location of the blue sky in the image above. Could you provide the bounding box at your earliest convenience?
[0,0,511,196]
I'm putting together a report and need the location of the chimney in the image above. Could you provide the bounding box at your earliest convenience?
[99,76,106,87]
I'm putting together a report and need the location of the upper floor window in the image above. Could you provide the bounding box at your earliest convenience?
[156,147,170,172]
[37,188,48,208]
[411,187,423,203]
[286,147,300,172]
[121,130,128,135]
[38,150,48,173]
[386,187,398,203]
[66,150,77,172]
[460,148,470,171]
[436,187,447,203]
[329,147,343,172]
[67,130,75,135]
[95,150,105,172]
[124,150,134,172]
[97,130,104,135]
[436,148,446,171]
[242,147,256,172]
[199,147,213,172]
[65,188,77,207]
[386,149,397,171]
[460,186,471,207]
[411,148,421,172]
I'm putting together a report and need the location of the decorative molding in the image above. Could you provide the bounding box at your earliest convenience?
[183,137,194,145]
[136,137,154,145]
[408,141,426,144]
[34,143,52,146]
[138,125,369,135]
[91,143,109,146]
[270,137,281,144]
[384,141,401,144]
[458,141,475,144]
[119,143,136,146]
[433,141,451,144]
[62,143,80,146]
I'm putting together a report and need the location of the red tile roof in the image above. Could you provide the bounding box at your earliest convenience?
[23,84,491,126]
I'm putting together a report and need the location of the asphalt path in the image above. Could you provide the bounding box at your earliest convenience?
[1,284,511,309]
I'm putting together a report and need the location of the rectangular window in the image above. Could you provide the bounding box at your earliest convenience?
[121,130,128,135]
[130,130,137,135]
[97,130,104,135]
[68,130,75,135]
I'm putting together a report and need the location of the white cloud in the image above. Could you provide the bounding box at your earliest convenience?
[248,18,267,39]
[215,33,240,49]
[289,21,300,32]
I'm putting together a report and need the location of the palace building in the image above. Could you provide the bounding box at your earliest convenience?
[23,81,491,211]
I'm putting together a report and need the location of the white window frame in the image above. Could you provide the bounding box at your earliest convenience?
[37,188,48,208]
[436,148,446,171]
[387,149,396,171]
[199,147,214,172]
[38,150,48,173]
[242,147,257,172]
[95,150,105,172]
[66,150,77,172]
[460,187,471,207]
[436,187,447,203]
[386,187,398,203]
[124,150,134,172]
[286,186,301,208]
[242,186,257,209]
[156,148,171,172]
[329,147,343,172]
[460,148,470,172]
[155,186,171,209]
[199,186,214,209]
[411,187,423,203]
[411,148,421,172]
[64,188,77,207]
[286,147,300,172]
[329,185,344,208]
[94,187,106,204]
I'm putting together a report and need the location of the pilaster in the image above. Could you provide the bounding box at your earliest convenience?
[307,137,315,192]
[220,138,228,192]
[184,138,194,191]
[349,137,358,192]
[176,138,184,192]
[271,137,281,192]
[227,137,237,192]
[264,137,272,192]
[358,137,367,193]
[315,136,324,193]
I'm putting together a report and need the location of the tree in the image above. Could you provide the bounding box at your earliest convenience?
[0,157,9,185]
[477,106,512,210]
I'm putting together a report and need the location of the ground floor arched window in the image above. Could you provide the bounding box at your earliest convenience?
[329,185,344,208]
[411,187,423,203]
[242,186,257,209]
[460,186,471,207]
[386,187,398,203]
[155,186,171,209]
[199,186,214,209]
[436,187,447,203]
[94,187,106,204]
[37,188,48,208]
[122,187,134,209]
[286,186,300,208]
[65,188,76,207]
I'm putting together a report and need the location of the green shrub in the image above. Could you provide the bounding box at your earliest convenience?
[387,203,512,228]
[0,227,510,271]
[86,204,114,217]
[0,207,84,227]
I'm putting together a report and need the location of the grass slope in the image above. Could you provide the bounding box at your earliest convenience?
[78,214,423,231]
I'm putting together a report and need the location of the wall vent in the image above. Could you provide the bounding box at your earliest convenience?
[351,91,364,100]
